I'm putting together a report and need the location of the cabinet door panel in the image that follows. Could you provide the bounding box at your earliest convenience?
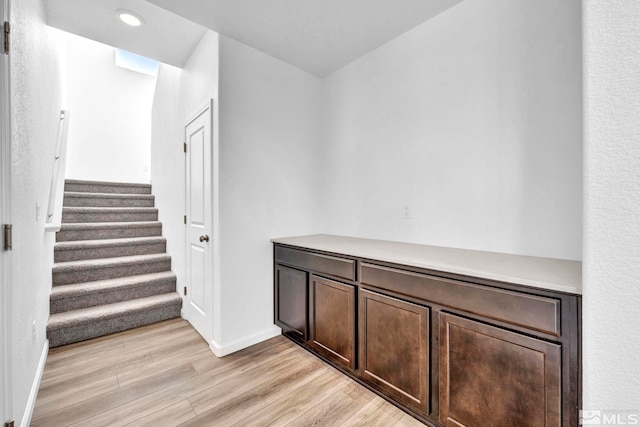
[275,265,307,340]
[360,289,429,413]
[310,275,355,368]
[440,313,561,427]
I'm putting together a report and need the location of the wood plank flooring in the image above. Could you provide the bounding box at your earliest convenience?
[32,318,425,426]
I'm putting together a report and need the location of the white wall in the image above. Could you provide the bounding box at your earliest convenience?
[151,1,583,357]
[152,33,322,353]
[64,33,156,184]
[583,0,640,410]
[217,36,322,347]
[320,0,583,261]
[150,63,185,295]
[151,30,219,341]
[9,0,63,424]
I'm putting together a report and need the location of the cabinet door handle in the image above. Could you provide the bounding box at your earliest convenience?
[199,234,209,243]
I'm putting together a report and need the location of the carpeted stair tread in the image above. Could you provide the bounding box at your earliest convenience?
[47,293,182,347]
[59,221,161,230]
[64,179,152,194]
[63,192,155,207]
[56,221,162,242]
[62,207,159,223]
[51,271,177,299]
[55,236,166,250]
[54,236,167,262]
[48,293,182,329]
[53,253,171,286]
[62,207,158,214]
[54,253,171,272]
[63,191,155,200]
[50,272,177,314]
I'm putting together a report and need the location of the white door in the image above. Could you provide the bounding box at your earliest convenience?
[184,101,213,343]
[1,0,11,423]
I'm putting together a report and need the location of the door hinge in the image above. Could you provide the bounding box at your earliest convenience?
[183,286,187,296]
[183,142,187,153]
[3,21,9,54]
[183,215,187,224]
[3,224,12,251]
[5,420,15,427]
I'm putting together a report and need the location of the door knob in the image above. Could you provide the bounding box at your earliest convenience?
[199,234,209,243]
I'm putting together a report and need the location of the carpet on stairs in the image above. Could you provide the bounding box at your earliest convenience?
[47,179,182,347]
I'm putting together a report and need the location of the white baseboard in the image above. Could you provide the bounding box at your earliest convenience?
[21,339,48,427]
[210,325,281,357]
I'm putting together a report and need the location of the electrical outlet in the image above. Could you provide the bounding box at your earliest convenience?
[32,320,37,342]
[35,202,40,221]
[403,204,413,219]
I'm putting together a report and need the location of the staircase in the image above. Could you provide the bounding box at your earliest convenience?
[46,179,182,347]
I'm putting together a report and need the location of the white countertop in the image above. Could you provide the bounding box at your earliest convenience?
[272,234,582,295]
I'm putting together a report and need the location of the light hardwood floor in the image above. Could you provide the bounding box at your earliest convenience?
[31,318,424,426]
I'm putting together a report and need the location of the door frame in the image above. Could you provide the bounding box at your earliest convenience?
[1,0,12,423]
[183,99,219,347]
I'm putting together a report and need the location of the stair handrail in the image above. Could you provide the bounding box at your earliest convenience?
[45,110,70,232]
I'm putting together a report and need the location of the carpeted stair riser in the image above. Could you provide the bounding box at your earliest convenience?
[62,207,158,223]
[64,179,151,195]
[56,222,162,242]
[54,237,167,263]
[47,297,182,347]
[53,255,172,286]
[63,192,155,207]
[50,272,177,314]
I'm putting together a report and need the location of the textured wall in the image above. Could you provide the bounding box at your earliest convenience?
[152,33,322,352]
[10,0,63,424]
[151,30,219,342]
[218,35,322,347]
[64,33,156,184]
[583,0,640,409]
[320,0,583,260]
[152,1,584,356]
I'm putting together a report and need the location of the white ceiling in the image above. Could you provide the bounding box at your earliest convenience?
[45,0,463,76]
[45,0,208,67]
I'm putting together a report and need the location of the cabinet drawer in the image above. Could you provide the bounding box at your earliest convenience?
[276,246,356,281]
[361,263,560,336]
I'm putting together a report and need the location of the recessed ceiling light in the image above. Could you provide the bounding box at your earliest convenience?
[116,9,144,27]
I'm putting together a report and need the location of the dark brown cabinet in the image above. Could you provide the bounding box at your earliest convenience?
[272,241,580,426]
[359,289,430,413]
[309,275,356,369]
[274,264,308,341]
[439,313,561,427]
